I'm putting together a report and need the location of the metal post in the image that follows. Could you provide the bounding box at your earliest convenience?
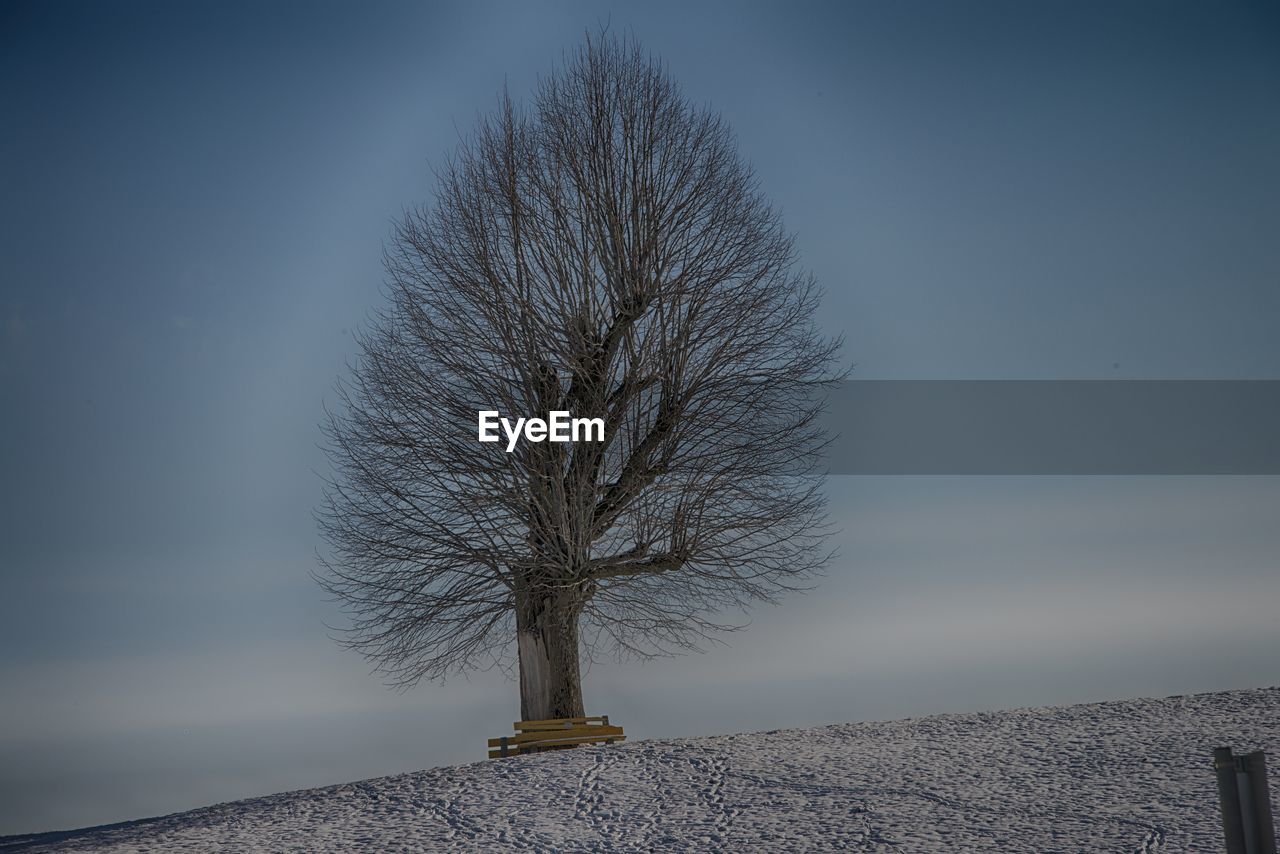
[1216,747,1278,854]
[1218,747,1248,854]
[1240,762,1261,854]
[1243,752,1277,854]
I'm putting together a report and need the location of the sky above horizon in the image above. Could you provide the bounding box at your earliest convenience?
[2,0,1279,835]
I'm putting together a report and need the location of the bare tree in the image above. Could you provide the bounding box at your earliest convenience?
[317,35,843,722]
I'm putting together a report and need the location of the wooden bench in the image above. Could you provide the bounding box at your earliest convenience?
[488,715,625,758]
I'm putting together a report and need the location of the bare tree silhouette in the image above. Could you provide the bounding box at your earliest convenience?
[317,34,843,721]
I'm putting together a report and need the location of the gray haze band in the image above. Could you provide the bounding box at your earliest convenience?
[816,381,1280,474]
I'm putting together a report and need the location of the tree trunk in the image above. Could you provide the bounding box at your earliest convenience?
[515,589,585,721]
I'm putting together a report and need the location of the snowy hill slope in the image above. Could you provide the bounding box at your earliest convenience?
[4,687,1277,852]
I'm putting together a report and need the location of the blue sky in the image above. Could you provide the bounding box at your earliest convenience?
[2,0,1278,834]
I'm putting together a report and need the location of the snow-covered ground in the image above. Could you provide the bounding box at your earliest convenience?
[4,687,1276,852]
